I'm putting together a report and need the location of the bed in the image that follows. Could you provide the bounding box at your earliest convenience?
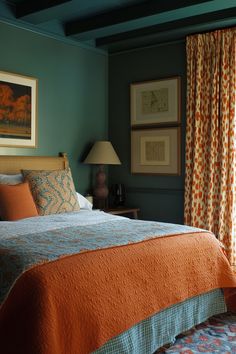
[0,153,235,354]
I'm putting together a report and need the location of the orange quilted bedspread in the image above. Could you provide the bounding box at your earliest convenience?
[0,232,236,354]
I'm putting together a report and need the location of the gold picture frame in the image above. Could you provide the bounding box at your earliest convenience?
[0,71,37,148]
[131,127,181,175]
[130,76,181,127]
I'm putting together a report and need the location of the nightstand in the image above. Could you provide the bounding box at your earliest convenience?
[103,207,140,219]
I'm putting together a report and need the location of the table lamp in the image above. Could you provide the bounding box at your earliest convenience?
[84,141,121,208]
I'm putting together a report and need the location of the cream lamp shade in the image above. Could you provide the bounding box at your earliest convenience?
[84,141,121,209]
[84,141,121,165]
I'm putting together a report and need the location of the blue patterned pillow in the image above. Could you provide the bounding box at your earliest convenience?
[22,168,80,215]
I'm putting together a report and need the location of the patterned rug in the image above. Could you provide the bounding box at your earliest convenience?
[157,313,236,353]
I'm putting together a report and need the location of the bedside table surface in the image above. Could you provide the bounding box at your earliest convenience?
[103,207,140,219]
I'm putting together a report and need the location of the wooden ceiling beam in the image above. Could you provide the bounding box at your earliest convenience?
[15,0,72,18]
[96,7,236,47]
[65,0,211,36]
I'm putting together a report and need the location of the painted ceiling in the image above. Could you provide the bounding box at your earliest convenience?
[0,0,236,53]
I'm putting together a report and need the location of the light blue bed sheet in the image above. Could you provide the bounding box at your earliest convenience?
[94,289,226,354]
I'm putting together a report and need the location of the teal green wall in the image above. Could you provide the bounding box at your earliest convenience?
[108,41,186,223]
[0,22,108,194]
[0,21,186,220]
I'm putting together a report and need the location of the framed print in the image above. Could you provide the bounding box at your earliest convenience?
[0,71,37,148]
[131,127,181,175]
[130,77,180,127]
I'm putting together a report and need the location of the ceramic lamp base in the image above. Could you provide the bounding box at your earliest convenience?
[93,165,109,209]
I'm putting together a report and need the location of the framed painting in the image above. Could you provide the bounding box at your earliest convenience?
[130,77,181,127]
[131,127,181,175]
[0,71,37,148]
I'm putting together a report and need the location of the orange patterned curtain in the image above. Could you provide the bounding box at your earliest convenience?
[184,28,236,268]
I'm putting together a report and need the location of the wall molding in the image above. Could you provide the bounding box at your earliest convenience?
[0,16,107,56]
[126,187,184,195]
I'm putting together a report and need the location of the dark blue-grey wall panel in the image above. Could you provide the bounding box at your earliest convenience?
[108,41,186,223]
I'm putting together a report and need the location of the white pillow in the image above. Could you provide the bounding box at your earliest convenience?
[76,192,93,210]
[0,173,23,185]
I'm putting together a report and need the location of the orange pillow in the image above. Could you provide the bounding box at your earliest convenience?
[0,182,39,221]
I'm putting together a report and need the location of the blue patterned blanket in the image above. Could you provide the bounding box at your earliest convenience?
[0,211,205,304]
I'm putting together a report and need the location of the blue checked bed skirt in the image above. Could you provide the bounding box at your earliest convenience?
[94,289,226,354]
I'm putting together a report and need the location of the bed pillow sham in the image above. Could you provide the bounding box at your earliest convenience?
[76,192,93,210]
[0,173,23,185]
[0,182,39,221]
[22,168,80,215]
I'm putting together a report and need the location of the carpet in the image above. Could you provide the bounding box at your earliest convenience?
[157,313,236,353]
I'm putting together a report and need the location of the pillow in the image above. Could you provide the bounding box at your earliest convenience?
[22,168,80,216]
[0,173,23,185]
[0,182,38,221]
[76,192,93,210]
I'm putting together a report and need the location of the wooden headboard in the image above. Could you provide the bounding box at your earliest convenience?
[0,152,69,174]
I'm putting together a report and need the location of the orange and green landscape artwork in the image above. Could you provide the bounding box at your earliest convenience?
[0,81,31,140]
